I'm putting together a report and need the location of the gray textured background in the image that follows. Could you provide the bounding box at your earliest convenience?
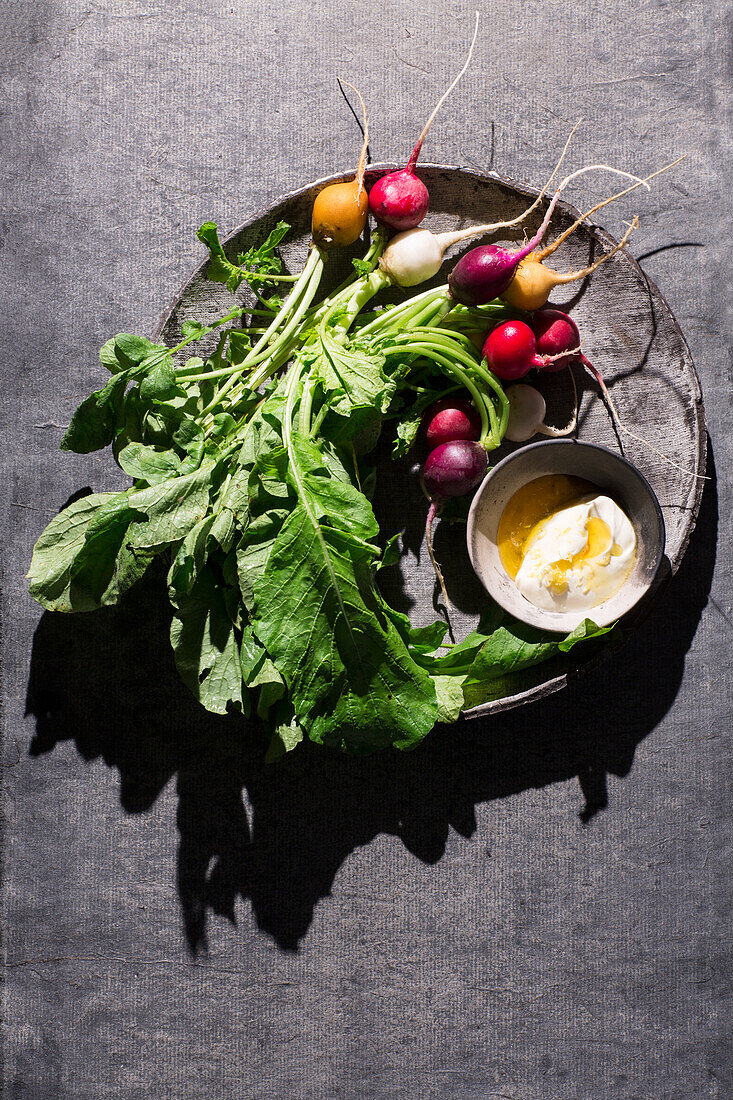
[1,1,731,1098]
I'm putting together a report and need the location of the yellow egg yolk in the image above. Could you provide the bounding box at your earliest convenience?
[498,474,599,580]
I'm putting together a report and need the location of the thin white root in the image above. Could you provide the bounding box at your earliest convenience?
[537,155,686,262]
[407,11,480,168]
[339,80,369,187]
[425,503,452,609]
[552,216,639,284]
[581,357,709,482]
[519,165,649,264]
[434,119,583,251]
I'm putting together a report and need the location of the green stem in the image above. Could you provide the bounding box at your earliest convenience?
[331,270,392,337]
[309,401,329,438]
[473,359,510,440]
[390,331,507,446]
[306,228,388,328]
[239,271,299,282]
[355,286,448,339]
[205,247,325,413]
[243,247,324,367]
[407,294,455,330]
[394,342,493,443]
[146,305,242,380]
[298,369,316,435]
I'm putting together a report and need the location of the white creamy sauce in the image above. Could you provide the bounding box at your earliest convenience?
[515,494,636,613]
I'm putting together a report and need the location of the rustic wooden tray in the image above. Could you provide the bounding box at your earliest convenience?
[153,166,705,719]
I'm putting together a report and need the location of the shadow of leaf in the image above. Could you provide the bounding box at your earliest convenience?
[25,446,717,953]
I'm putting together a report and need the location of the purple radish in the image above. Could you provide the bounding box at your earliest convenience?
[448,164,648,306]
[422,439,489,606]
[368,14,479,231]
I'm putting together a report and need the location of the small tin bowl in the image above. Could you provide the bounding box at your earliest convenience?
[466,439,666,633]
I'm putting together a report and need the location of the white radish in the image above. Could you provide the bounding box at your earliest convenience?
[505,378,578,442]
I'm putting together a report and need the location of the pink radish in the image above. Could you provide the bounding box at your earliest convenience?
[369,13,480,231]
[422,397,481,449]
[531,308,583,371]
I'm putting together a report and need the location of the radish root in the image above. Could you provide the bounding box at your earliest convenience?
[547,217,639,285]
[435,161,646,256]
[406,11,480,172]
[339,80,370,191]
[425,502,452,609]
[536,155,686,263]
[579,355,709,481]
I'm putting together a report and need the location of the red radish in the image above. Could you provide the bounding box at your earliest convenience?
[447,164,648,306]
[482,318,581,381]
[483,320,539,380]
[530,307,707,480]
[422,397,481,448]
[369,13,480,231]
[422,439,489,606]
[531,308,582,371]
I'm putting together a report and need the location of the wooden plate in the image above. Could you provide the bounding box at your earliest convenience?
[153,166,705,719]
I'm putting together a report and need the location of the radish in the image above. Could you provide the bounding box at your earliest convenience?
[531,308,583,371]
[530,307,707,479]
[501,157,684,310]
[312,82,370,248]
[447,164,648,306]
[422,396,481,448]
[377,123,584,288]
[422,439,489,606]
[483,320,538,380]
[504,381,578,442]
[368,13,480,231]
[482,318,583,381]
[500,217,638,311]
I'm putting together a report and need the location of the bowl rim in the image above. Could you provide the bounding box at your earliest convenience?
[466,438,667,633]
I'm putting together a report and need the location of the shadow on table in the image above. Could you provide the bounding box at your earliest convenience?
[25,444,717,953]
